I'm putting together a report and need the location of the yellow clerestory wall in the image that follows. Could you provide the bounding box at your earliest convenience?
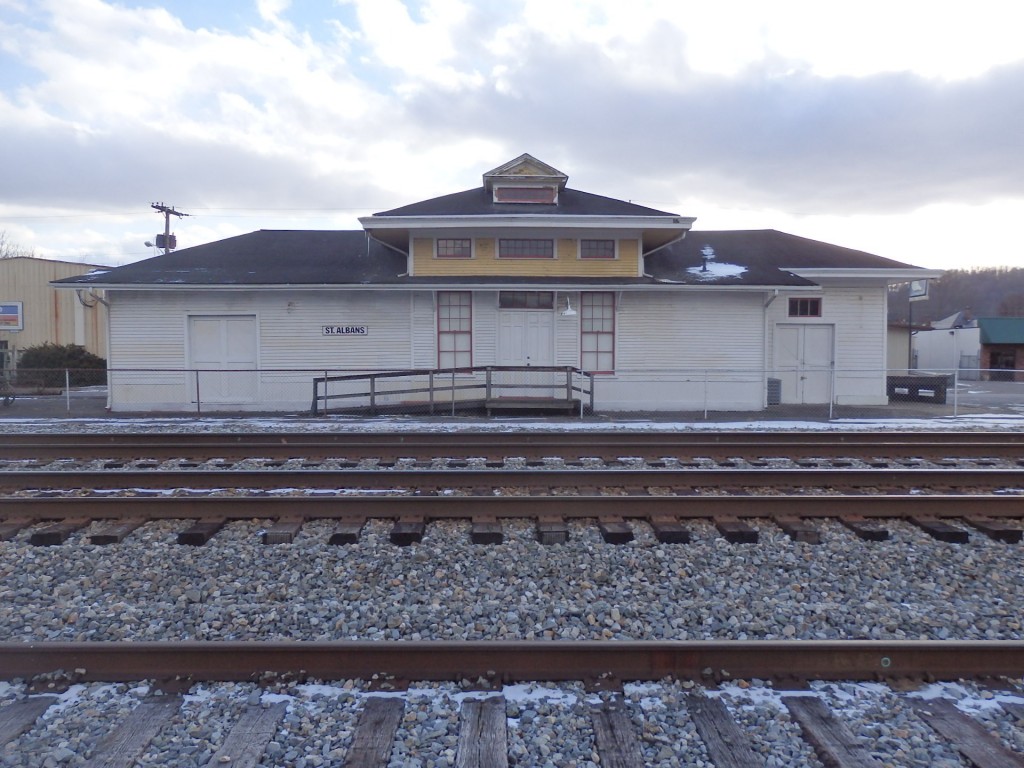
[412,238,641,277]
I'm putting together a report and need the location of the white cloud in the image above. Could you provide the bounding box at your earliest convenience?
[0,0,1022,273]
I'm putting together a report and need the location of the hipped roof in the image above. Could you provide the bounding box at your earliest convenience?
[54,228,929,289]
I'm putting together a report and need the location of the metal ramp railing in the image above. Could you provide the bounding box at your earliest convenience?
[311,365,595,417]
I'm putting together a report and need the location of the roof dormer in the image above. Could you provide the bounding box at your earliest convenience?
[482,153,568,205]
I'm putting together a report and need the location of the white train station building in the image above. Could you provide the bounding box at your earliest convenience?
[55,155,939,414]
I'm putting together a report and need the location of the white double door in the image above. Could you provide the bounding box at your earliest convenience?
[774,324,834,404]
[497,310,555,396]
[188,315,258,403]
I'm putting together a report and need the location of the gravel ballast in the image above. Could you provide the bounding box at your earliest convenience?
[0,516,1021,643]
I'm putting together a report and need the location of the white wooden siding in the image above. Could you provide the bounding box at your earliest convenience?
[105,283,893,412]
[765,284,889,405]
[107,290,415,411]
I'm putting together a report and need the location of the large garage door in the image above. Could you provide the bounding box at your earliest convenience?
[774,324,834,404]
[188,315,258,403]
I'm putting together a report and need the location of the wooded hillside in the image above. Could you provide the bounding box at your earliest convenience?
[888,267,1024,325]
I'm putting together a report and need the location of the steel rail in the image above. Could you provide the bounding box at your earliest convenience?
[2,467,1024,493]
[2,640,1023,684]
[3,431,1024,461]
[3,493,1023,520]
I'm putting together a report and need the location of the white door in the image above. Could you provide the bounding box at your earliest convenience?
[188,315,258,403]
[498,311,554,366]
[774,324,834,404]
[497,310,555,397]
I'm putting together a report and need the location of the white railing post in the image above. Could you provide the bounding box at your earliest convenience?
[65,369,71,413]
[829,365,836,420]
[703,369,709,419]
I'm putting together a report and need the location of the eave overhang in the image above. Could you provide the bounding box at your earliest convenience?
[53,280,822,293]
[784,268,944,284]
[359,214,695,230]
[361,214,696,253]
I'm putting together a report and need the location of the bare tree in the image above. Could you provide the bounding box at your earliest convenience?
[0,231,35,259]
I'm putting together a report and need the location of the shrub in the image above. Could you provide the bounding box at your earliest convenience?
[17,343,107,387]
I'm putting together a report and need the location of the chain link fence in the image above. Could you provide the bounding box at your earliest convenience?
[3,366,1024,420]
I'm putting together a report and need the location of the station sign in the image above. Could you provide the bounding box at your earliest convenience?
[322,325,368,336]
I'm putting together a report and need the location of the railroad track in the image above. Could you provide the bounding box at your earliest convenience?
[2,642,1023,767]
[4,464,1024,545]
[4,429,1024,764]
[4,429,1024,461]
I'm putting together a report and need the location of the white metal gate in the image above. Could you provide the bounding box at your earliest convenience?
[774,324,834,404]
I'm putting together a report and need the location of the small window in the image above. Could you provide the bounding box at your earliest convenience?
[499,291,554,309]
[494,186,556,204]
[789,297,822,317]
[436,238,472,259]
[498,239,554,259]
[580,239,615,259]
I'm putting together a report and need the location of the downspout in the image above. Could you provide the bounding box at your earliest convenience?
[763,290,778,407]
[365,232,411,277]
[641,231,688,278]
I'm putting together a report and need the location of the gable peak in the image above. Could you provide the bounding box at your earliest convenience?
[482,153,568,192]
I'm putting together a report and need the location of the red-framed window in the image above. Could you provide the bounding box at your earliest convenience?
[581,292,615,373]
[498,291,554,309]
[788,297,822,317]
[580,239,615,259]
[437,291,472,369]
[436,238,472,259]
[498,238,554,259]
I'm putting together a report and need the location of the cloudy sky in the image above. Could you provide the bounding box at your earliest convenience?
[1,0,1022,271]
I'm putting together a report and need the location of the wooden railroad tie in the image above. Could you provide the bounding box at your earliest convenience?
[598,516,634,545]
[841,516,890,542]
[29,518,89,547]
[0,696,58,746]
[909,517,970,544]
[590,696,644,768]
[88,518,145,545]
[910,697,1024,768]
[390,517,425,546]
[685,694,762,768]
[535,516,569,545]
[715,517,758,544]
[0,517,31,542]
[783,695,883,768]
[456,696,508,768]
[470,516,503,545]
[82,696,182,768]
[965,517,1023,544]
[329,518,366,545]
[347,697,405,768]
[262,516,304,545]
[648,516,691,544]
[176,518,227,546]
[207,702,288,768]
[775,516,822,544]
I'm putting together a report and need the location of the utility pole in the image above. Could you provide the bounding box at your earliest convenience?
[150,203,190,254]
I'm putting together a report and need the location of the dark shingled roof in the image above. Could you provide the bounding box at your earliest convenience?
[646,229,919,286]
[55,228,924,289]
[54,230,408,287]
[372,187,680,218]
